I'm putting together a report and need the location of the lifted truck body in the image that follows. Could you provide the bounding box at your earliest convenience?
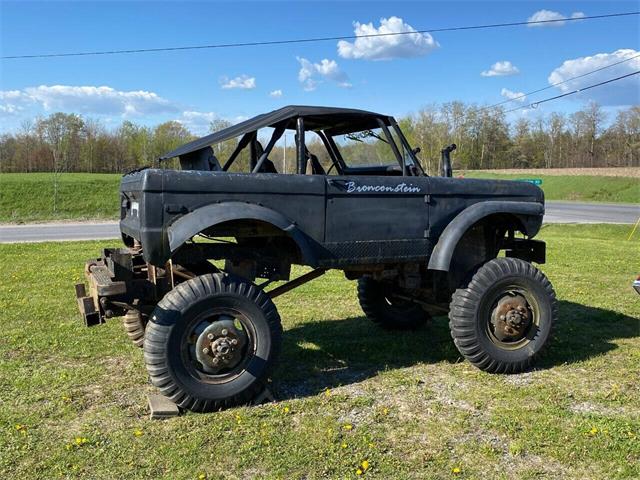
[77,105,554,412]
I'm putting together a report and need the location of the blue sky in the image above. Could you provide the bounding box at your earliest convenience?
[1,0,638,134]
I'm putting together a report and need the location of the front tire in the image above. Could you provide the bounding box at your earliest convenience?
[144,273,282,412]
[357,277,430,330]
[449,258,557,373]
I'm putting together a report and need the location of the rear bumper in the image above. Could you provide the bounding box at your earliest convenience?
[75,247,169,327]
[75,256,129,326]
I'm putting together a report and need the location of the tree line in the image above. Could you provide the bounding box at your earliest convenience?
[0,102,638,174]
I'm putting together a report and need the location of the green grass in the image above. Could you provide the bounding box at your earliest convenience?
[1,172,638,223]
[461,172,639,204]
[1,224,639,479]
[0,173,121,223]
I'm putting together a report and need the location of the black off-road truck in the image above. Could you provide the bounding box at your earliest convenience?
[76,106,557,412]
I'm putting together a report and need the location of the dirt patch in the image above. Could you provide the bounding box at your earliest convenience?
[569,401,639,418]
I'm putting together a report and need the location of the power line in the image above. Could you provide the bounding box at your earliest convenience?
[503,70,640,113]
[2,11,638,60]
[482,53,640,111]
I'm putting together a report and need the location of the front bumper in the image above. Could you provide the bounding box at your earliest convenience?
[633,279,640,295]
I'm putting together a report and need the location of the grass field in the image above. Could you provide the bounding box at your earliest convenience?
[1,224,639,479]
[460,172,639,204]
[1,171,638,223]
[0,173,120,223]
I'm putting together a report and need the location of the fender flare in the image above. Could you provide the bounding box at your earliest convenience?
[427,201,544,272]
[167,202,317,265]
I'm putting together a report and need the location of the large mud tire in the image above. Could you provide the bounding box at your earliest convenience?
[143,273,282,412]
[123,310,147,348]
[357,277,430,330]
[449,257,557,373]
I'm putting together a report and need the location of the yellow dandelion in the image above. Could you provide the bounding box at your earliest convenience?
[133,429,143,437]
[62,395,71,402]
[356,468,363,476]
[382,407,389,415]
[588,427,598,436]
[452,467,462,474]
[283,406,290,414]
[361,460,370,471]
[198,474,207,480]
[15,424,26,431]
[341,442,348,449]
[343,424,353,431]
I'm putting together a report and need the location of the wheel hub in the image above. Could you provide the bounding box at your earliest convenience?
[491,294,531,342]
[195,318,247,374]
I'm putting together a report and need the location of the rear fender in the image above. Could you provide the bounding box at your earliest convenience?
[427,201,544,272]
[167,202,317,265]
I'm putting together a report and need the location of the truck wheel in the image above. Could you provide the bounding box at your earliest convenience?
[357,277,430,330]
[143,273,282,412]
[123,310,147,348]
[449,258,557,374]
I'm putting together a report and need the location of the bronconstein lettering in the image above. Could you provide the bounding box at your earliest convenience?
[345,181,421,194]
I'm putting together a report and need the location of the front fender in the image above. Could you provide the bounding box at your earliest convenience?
[167,202,317,265]
[427,201,544,272]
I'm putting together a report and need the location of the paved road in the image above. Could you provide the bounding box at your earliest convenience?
[0,201,638,243]
[544,201,639,224]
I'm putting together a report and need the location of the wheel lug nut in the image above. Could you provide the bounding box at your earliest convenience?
[221,329,228,336]
[202,348,209,354]
[207,333,214,340]
[500,315,505,321]
[212,358,219,365]
[231,339,238,345]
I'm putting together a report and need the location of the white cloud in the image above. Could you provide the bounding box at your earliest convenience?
[527,9,586,27]
[0,90,32,116]
[220,75,256,90]
[0,85,178,117]
[501,88,526,102]
[337,16,438,61]
[296,57,351,91]
[547,49,640,106]
[269,89,283,98]
[481,61,520,77]
[177,111,219,135]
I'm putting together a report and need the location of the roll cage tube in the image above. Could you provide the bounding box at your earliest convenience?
[376,118,406,175]
[252,124,286,173]
[390,118,425,176]
[317,131,346,175]
[296,117,306,174]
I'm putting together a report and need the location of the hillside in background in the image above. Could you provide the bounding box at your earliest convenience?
[1,169,637,223]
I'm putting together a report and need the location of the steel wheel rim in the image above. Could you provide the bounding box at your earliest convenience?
[180,306,256,385]
[482,284,540,351]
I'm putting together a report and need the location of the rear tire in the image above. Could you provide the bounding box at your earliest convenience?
[357,277,430,330]
[123,310,147,348]
[144,273,282,412]
[449,257,557,373]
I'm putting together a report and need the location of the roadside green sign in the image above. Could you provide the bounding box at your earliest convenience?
[517,179,543,185]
